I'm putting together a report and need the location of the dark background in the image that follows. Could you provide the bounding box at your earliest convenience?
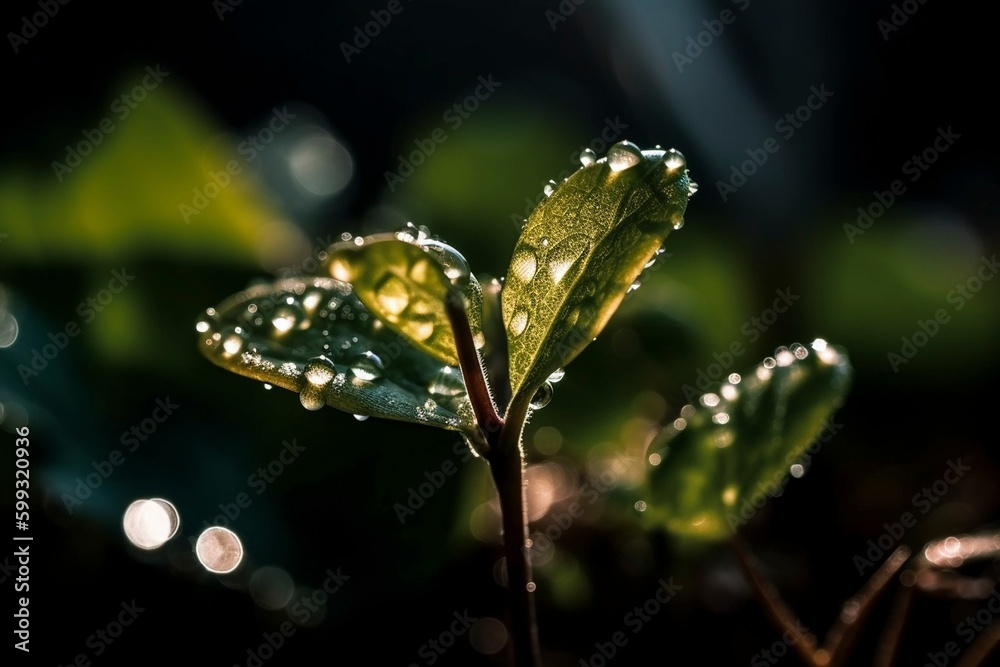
[1,0,998,665]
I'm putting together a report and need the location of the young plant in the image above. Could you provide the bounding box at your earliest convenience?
[195,140,853,665]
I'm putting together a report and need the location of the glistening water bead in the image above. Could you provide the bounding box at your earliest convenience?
[350,350,385,381]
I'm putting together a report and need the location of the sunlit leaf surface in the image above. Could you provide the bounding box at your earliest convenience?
[643,340,852,540]
[324,234,484,367]
[501,141,694,403]
[196,275,481,442]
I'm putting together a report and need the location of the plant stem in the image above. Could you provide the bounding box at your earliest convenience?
[489,398,540,667]
[445,292,540,666]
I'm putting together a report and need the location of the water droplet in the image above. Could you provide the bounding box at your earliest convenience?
[304,356,336,385]
[350,351,385,381]
[547,368,566,383]
[580,148,597,167]
[762,357,777,369]
[420,239,470,283]
[607,141,643,172]
[526,582,537,592]
[510,248,538,282]
[222,332,245,356]
[712,412,730,425]
[509,309,529,336]
[672,214,685,231]
[353,414,369,422]
[123,498,180,550]
[196,320,211,333]
[473,332,486,349]
[353,236,365,246]
[791,343,809,359]
[543,181,556,197]
[530,382,553,409]
[546,234,589,284]
[701,393,720,407]
[790,463,805,478]
[395,222,419,243]
[196,526,244,574]
[263,383,273,390]
[430,366,466,397]
[375,274,410,315]
[299,385,325,411]
[271,306,299,333]
[664,149,686,171]
[634,500,647,512]
[775,347,795,367]
[687,181,700,196]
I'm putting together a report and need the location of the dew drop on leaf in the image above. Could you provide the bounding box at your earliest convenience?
[299,385,326,411]
[579,148,597,167]
[530,381,554,410]
[350,350,385,381]
[304,356,336,386]
[419,239,471,284]
[509,309,529,337]
[664,148,687,171]
[510,248,538,283]
[606,140,643,172]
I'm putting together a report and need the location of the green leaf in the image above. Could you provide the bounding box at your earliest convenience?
[0,74,297,266]
[642,340,852,541]
[501,141,694,403]
[323,233,484,368]
[196,275,482,444]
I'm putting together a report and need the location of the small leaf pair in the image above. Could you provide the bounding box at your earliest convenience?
[197,141,695,444]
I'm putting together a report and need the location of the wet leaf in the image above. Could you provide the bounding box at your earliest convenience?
[196,275,482,444]
[324,234,483,367]
[501,141,693,403]
[643,340,852,541]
